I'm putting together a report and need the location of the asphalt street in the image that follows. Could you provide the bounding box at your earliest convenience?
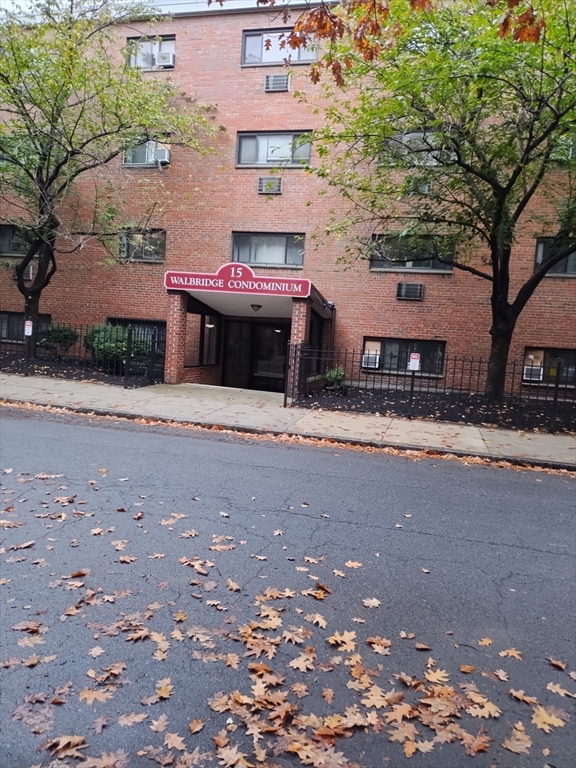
[0,406,574,768]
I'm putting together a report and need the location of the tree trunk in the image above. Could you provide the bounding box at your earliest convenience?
[24,293,41,356]
[485,323,515,402]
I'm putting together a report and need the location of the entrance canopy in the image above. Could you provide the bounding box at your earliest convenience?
[165,263,312,319]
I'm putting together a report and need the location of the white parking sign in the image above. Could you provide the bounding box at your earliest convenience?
[408,352,421,371]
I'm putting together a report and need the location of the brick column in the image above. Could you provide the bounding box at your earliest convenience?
[164,291,188,384]
[290,297,312,345]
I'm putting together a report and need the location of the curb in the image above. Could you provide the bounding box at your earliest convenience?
[2,397,574,472]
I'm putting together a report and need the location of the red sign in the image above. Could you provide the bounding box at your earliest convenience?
[164,263,311,298]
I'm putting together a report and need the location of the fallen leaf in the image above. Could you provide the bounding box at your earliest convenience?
[92,715,108,735]
[79,689,113,706]
[363,597,380,608]
[41,735,87,758]
[150,715,168,733]
[345,560,362,568]
[119,555,137,564]
[323,687,335,704]
[548,657,566,670]
[89,646,105,658]
[509,689,539,705]
[156,677,174,699]
[478,637,492,646]
[173,610,187,622]
[425,668,449,683]
[461,727,493,756]
[546,682,576,698]
[226,579,241,592]
[403,741,417,758]
[499,647,522,660]
[502,721,532,755]
[164,732,186,750]
[460,665,475,674]
[118,712,148,726]
[189,718,204,734]
[305,613,327,629]
[532,705,566,732]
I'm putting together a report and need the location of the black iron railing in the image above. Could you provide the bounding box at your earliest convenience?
[285,344,575,432]
[0,322,165,387]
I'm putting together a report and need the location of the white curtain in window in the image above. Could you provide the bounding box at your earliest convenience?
[253,235,286,264]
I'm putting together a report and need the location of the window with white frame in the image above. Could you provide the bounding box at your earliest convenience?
[232,233,304,266]
[237,133,311,167]
[370,235,454,271]
[523,347,576,385]
[119,230,166,263]
[0,224,25,255]
[122,140,170,167]
[363,338,446,375]
[128,36,175,69]
[534,239,576,275]
[242,29,316,65]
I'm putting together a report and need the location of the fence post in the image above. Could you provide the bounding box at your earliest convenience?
[24,333,31,376]
[124,326,133,389]
[283,342,291,407]
[149,330,157,385]
[409,369,416,404]
[550,358,562,432]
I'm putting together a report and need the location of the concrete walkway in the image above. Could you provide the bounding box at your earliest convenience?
[1,373,574,469]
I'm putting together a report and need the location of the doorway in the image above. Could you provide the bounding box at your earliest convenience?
[223,320,290,392]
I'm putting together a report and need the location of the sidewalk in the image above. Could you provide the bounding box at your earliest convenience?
[1,373,574,469]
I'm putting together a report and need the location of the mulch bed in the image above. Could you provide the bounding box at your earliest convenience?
[302,387,575,433]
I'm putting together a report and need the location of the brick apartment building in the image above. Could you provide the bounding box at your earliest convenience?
[1,3,575,392]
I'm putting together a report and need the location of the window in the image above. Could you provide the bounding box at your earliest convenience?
[200,315,219,366]
[370,235,454,271]
[0,225,25,255]
[383,130,454,167]
[363,338,446,375]
[534,239,576,275]
[0,312,51,340]
[232,233,304,266]
[242,29,316,65]
[119,230,166,263]
[237,133,311,167]
[123,140,170,167]
[128,36,175,69]
[523,348,576,385]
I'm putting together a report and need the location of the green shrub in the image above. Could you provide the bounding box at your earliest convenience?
[325,365,346,393]
[84,325,150,367]
[37,326,79,357]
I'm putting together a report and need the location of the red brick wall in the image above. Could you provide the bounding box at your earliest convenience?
[1,7,574,380]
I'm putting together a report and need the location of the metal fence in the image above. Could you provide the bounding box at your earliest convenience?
[0,322,165,387]
[286,344,576,432]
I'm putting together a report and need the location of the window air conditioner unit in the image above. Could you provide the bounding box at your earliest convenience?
[362,353,380,369]
[258,177,282,194]
[523,365,543,381]
[153,51,175,68]
[265,74,290,92]
[396,282,424,300]
[154,147,170,164]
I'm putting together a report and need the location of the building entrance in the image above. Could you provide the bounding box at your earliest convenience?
[223,320,290,392]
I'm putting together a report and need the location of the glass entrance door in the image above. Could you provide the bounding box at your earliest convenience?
[223,321,289,391]
[252,324,289,392]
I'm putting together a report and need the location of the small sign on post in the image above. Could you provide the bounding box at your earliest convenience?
[408,352,421,371]
[24,320,33,336]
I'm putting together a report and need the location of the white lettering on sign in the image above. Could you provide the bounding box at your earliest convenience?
[164,264,311,298]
